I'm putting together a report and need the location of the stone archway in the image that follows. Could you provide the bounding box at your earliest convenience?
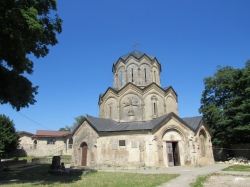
[162,129,184,167]
[80,142,88,166]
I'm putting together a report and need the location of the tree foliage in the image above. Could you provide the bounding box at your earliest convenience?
[199,61,250,147]
[0,114,19,152]
[59,125,71,132]
[0,0,62,111]
[70,115,86,132]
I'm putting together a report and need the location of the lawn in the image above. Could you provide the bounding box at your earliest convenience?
[0,164,179,187]
[222,164,250,172]
[190,174,211,187]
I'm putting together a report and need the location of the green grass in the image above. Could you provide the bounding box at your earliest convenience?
[0,164,179,187]
[190,174,211,187]
[222,164,250,172]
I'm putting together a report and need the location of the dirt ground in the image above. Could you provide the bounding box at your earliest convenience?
[203,172,250,187]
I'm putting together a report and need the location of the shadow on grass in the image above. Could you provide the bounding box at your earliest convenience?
[0,163,82,185]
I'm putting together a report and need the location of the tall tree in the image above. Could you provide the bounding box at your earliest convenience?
[0,0,62,111]
[0,114,19,152]
[199,62,250,147]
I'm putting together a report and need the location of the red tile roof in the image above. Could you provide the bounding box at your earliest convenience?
[18,131,34,136]
[32,130,71,138]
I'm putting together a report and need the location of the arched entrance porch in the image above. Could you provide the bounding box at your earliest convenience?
[162,128,186,167]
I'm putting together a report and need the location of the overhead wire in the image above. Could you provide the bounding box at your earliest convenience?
[17,111,52,130]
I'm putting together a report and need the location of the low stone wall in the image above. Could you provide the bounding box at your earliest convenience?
[213,144,250,161]
[231,144,250,158]
[31,157,72,164]
[213,146,229,161]
[0,160,27,169]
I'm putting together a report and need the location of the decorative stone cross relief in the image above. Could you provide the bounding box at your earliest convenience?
[123,97,138,116]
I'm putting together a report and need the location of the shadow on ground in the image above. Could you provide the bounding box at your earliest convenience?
[0,163,83,185]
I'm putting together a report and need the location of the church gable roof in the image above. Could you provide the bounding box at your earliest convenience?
[73,113,203,134]
[84,114,171,132]
[182,116,203,131]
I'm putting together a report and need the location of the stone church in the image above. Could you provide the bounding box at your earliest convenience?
[72,51,214,169]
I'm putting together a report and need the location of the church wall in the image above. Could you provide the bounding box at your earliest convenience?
[96,132,156,169]
[113,57,161,89]
[193,124,214,166]
[127,63,138,85]
[144,93,165,121]
[139,63,151,87]
[119,93,143,122]
[104,97,118,121]
[152,66,160,86]
[166,94,178,115]
[72,119,214,168]
[114,66,125,89]
[72,121,99,168]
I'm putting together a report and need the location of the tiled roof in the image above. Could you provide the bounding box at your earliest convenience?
[112,50,161,73]
[85,114,170,132]
[120,50,155,61]
[32,130,71,138]
[18,131,34,136]
[182,116,203,131]
[75,113,204,134]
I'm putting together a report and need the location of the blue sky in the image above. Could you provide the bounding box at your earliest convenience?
[1,0,250,134]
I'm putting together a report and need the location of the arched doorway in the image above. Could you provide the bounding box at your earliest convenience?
[162,129,183,166]
[81,142,88,166]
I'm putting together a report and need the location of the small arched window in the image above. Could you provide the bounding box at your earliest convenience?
[131,68,134,82]
[144,68,147,82]
[120,71,122,86]
[151,96,158,117]
[109,106,112,119]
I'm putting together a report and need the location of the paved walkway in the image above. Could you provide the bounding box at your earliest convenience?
[101,164,231,187]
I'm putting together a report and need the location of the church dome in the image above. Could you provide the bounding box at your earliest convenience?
[112,50,162,90]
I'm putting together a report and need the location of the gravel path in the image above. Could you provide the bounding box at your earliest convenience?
[101,164,231,187]
[203,171,250,187]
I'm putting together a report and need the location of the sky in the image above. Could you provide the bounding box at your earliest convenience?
[1,0,250,134]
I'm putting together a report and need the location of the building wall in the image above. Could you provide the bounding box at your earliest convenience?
[19,135,71,157]
[72,121,99,167]
[72,118,214,169]
[19,134,34,149]
[99,86,178,122]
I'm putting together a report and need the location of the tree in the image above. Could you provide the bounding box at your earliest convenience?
[199,61,250,147]
[0,114,19,152]
[59,126,71,132]
[71,115,86,132]
[0,0,62,111]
